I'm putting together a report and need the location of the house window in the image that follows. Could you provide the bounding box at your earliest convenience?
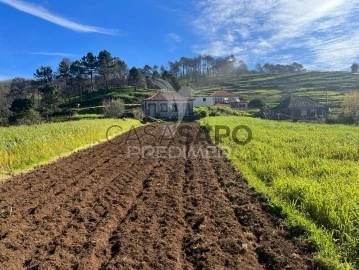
[160,104,168,112]
[172,103,178,112]
[203,98,207,102]
[301,109,307,117]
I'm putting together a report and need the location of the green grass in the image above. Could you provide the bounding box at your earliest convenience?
[0,119,142,175]
[190,71,359,110]
[201,116,359,269]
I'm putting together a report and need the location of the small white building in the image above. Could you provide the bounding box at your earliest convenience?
[211,91,240,104]
[193,97,215,107]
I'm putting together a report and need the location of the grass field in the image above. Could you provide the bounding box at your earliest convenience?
[201,116,359,269]
[189,71,359,111]
[0,119,142,175]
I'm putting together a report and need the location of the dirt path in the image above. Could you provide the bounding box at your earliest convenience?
[0,123,317,269]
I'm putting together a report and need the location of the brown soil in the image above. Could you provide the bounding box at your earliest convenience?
[0,123,319,269]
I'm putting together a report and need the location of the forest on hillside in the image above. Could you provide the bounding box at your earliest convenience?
[0,50,308,126]
[1,50,358,126]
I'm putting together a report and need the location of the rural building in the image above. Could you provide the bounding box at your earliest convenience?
[231,100,249,110]
[267,96,329,122]
[210,91,240,104]
[142,91,195,119]
[193,96,215,107]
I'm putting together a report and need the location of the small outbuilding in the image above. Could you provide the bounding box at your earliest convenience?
[210,91,240,104]
[193,96,215,107]
[142,91,195,120]
[267,96,329,122]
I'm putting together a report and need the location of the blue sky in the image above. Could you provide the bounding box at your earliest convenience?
[0,0,359,79]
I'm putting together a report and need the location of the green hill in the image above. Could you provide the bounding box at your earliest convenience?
[57,71,359,118]
[188,71,359,111]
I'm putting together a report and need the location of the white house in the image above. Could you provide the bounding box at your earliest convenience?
[142,91,194,119]
[211,91,240,104]
[193,96,215,107]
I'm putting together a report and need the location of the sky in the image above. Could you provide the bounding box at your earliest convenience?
[0,0,359,79]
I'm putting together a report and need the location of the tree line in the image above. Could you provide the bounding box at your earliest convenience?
[0,49,307,125]
[166,55,305,78]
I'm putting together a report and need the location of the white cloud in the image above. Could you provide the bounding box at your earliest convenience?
[167,33,182,43]
[191,0,359,70]
[165,33,182,52]
[28,52,78,57]
[0,0,118,35]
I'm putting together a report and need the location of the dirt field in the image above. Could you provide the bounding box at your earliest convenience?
[0,123,318,269]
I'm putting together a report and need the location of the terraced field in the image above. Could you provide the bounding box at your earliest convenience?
[192,71,359,110]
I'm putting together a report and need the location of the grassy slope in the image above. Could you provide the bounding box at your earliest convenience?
[0,119,142,175]
[57,72,359,116]
[201,116,359,269]
[186,71,359,112]
[61,86,155,109]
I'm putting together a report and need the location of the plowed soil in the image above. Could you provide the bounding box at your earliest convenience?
[0,123,318,269]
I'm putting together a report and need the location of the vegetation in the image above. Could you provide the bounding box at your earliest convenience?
[191,71,359,112]
[103,99,125,118]
[1,50,358,127]
[201,116,359,269]
[351,63,358,73]
[194,106,253,117]
[248,98,266,109]
[343,91,359,124]
[0,119,142,174]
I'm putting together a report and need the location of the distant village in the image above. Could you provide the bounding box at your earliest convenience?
[141,89,329,123]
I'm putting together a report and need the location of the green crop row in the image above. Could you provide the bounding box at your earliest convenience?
[201,116,359,269]
[0,119,142,174]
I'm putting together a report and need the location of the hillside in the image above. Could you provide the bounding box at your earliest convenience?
[36,71,359,120]
[188,71,359,111]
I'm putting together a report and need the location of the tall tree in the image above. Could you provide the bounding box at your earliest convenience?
[34,66,53,84]
[82,52,98,91]
[0,85,10,125]
[128,67,143,90]
[38,84,61,121]
[112,57,128,87]
[69,60,86,99]
[351,63,359,73]
[57,58,72,101]
[152,65,160,78]
[98,50,113,92]
[143,65,152,78]
[255,63,263,73]
[58,58,72,78]
[237,60,248,74]
[9,77,29,98]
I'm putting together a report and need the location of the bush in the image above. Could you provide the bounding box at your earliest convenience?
[209,111,220,117]
[103,99,125,118]
[249,99,266,109]
[133,108,145,120]
[142,116,158,123]
[199,110,207,118]
[9,109,42,125]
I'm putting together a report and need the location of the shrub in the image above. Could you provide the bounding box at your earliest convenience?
[209,111,220,117]
[133,108,145,120]
[249,99,266,109]
[10,109,42,125]
[199,110,207,118]
[103,99,125,118]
